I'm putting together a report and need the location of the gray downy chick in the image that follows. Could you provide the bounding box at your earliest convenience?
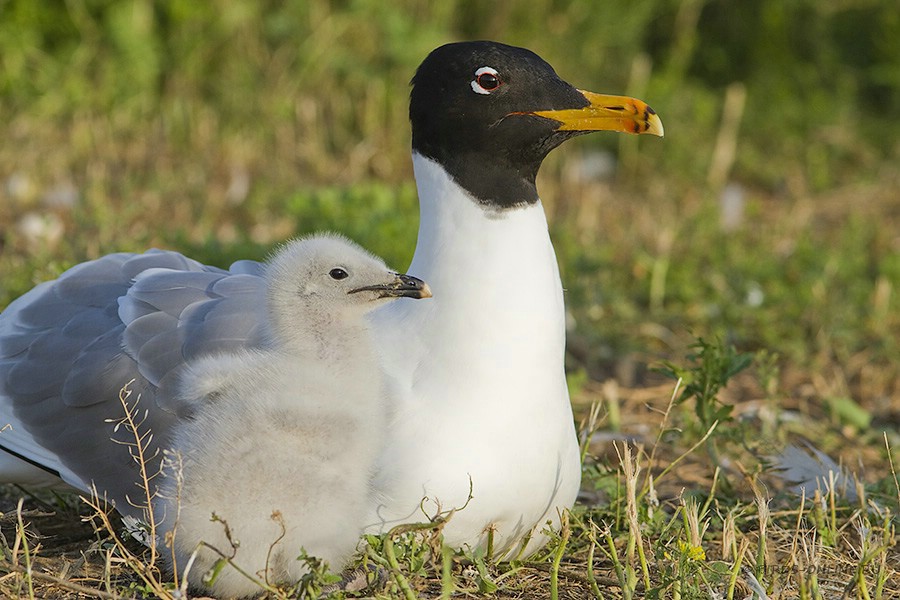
[154,233,430,598]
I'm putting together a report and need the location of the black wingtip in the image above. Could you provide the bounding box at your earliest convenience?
[0,441,63,480]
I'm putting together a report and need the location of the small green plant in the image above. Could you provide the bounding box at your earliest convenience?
[656,336,753,466]
[364,516,446,599]
[292,550,343,599]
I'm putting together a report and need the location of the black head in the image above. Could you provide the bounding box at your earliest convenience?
[410,41,663,209]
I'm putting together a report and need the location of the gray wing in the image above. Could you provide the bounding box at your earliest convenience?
[0,249,269,515]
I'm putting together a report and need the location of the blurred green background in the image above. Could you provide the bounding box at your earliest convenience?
[1,0,899,416]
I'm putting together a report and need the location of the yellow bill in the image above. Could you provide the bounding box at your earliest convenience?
[532,90,664,137]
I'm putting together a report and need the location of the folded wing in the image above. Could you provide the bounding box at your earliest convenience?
[0,250,268,515]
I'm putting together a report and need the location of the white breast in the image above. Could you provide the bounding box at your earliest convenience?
[368,153,581,557]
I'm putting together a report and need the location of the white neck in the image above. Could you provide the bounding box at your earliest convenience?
[373,153,566,406]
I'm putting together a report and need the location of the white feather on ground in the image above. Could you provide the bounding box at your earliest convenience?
[768,442,859,503]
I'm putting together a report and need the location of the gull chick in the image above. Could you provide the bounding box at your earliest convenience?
[154,234,430,598]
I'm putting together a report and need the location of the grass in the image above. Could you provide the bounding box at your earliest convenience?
[1,344,898,598]
[2,2,900,598]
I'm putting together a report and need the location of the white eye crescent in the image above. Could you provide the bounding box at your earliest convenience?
[471,66,501,95]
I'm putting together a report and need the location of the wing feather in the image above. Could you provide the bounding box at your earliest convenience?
[0,249,269,515]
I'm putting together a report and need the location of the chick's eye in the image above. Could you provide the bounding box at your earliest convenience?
[329,268,349,280]
[471,67,501,95]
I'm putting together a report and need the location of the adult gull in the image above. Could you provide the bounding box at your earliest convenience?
[366,41,662,556]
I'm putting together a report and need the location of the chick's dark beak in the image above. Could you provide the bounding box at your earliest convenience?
[349,273,433,299]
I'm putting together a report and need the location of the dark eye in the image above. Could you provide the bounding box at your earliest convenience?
[471,67,501,95]
[478,72,500,90]
[329,268,349,280]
